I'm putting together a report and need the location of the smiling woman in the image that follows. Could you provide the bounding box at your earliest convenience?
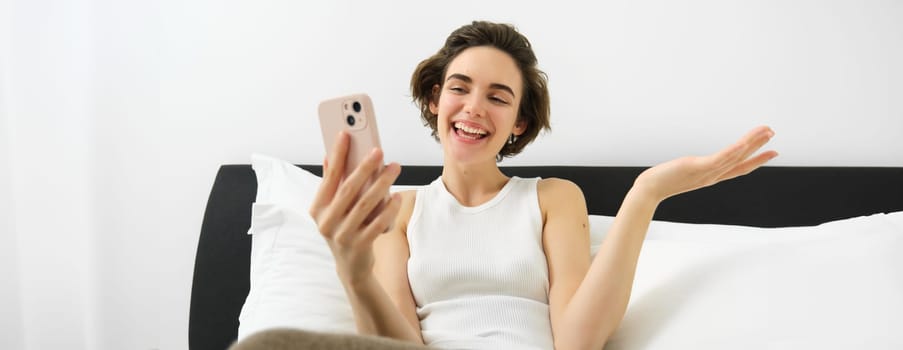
[410,21,551,162]
[432,47,529,164]
[5,1,901,349]
[230,20,779,350]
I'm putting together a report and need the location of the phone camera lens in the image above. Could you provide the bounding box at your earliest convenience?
[352,101,362,113]
[346,115,356,126]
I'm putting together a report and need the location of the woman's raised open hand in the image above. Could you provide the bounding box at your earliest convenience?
[633,126,779,203]
[309,131,402,286]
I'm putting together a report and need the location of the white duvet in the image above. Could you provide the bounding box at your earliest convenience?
[593,212,903,349]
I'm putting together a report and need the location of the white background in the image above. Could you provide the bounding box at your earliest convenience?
[1,0,901,349]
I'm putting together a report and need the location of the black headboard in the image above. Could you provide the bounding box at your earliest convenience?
[189,165,903,350]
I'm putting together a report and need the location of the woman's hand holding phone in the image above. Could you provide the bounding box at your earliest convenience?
[310,94,402,286]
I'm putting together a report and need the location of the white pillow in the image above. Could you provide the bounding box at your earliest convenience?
[593,212,903,349]
[237,154,418,341]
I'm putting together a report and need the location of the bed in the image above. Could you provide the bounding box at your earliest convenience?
[189,160,903,350]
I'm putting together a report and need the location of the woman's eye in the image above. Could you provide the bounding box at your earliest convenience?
[449,87,466,93]
[490,96,509,105]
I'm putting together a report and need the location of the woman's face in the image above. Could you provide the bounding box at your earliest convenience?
[430,46,526,165]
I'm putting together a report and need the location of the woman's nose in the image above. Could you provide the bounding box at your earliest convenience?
[464,94,486,118]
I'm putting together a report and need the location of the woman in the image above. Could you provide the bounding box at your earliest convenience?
[239,21,777,350]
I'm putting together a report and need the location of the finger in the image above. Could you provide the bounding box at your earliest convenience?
[320,160,392,243]
[705,141,748,173]
[741,125,773,141]
[310,156,333,222]
[708,126,774,172]
[311,131,350,211]
[718,150,779,182]
[329,148,387,221]
[734,127,775,164]
[315,204,344,239]
[338,162,401,235]
[359,192,403,244]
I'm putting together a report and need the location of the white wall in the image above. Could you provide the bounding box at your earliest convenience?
[3,0,100,348]
[2,0,901,349]
[92,0,164,349]
[0,0,25,348]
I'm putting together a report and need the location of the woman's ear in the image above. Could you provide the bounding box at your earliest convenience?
[513,119,527,136]
[428,84,441,115]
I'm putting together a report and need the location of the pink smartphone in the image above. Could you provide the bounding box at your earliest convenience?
[318,93,384,179]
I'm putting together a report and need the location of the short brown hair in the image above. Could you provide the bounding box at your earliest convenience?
[410,21,551,161]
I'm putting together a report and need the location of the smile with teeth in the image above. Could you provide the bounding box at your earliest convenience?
[453,121,489,140]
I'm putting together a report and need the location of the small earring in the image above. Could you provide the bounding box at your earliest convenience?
[508,134,517,145]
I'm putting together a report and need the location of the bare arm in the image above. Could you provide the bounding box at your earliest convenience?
[342,262,423,343]
[538,179,592,349]
[546,185,658,350]
[547,126,778,349]
[309,132,422,343]
[343,206,423,343]
[370,190,423,340]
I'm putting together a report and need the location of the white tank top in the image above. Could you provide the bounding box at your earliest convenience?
[407,176,553,349]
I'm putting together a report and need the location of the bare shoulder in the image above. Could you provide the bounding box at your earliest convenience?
[375,190,417,260]
[396,189,417,205]
[537,178,586,210]
[392,189,418,233]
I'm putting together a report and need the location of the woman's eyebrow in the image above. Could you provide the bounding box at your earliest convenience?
[446,73,516,98]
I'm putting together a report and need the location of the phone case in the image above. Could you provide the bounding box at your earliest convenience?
[318,93,383,178]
